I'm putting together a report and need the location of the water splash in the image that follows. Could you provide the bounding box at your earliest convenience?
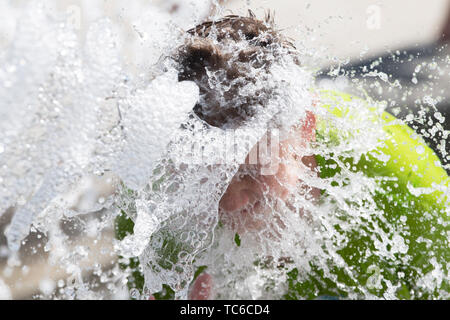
[0,1,448,300]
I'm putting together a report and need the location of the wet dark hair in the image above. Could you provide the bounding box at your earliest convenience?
[175,12,298,128]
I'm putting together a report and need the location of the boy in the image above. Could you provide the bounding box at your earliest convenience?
[119,13,448,300]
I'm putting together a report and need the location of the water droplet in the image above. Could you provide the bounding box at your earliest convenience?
[39,279,55,295]
[434,112,445,123]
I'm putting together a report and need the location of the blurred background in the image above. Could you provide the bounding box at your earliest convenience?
[1,0,450,299]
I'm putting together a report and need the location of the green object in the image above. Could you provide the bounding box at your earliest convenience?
[115,90,449,300]
[115,209,184,299]
[234,233,241,247]
[285,90,449,299]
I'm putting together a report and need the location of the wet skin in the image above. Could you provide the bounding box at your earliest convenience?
[188,111,320,300]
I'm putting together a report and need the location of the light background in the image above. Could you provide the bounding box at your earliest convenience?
[1,0,449,299]
[225,0,449,62]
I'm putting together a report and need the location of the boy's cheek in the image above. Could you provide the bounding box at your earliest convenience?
[219,187,250,212]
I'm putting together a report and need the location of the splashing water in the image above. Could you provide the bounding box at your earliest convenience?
[0,1,448,300]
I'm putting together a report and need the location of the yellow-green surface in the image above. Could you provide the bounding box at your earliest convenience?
[116,90,449,299]
[285,91,449,299]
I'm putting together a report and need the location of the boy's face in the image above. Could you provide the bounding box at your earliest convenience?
[176,15,319,234]
[218,111,320,234]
